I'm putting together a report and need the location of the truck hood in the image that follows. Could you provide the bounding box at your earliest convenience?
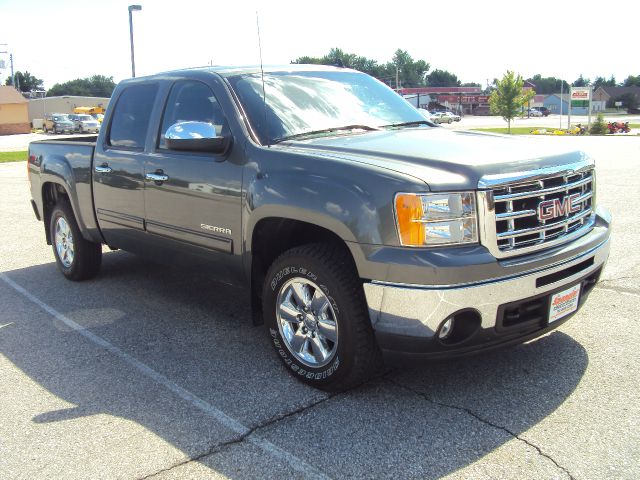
[277,128,590,190]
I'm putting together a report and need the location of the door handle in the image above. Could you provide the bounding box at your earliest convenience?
[95,164,112,174]
[145,172,169,182]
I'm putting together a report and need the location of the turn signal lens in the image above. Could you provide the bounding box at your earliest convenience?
[395,194,425,246]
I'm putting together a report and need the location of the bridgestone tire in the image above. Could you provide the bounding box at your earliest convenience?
[50,200,102,281]
[263,243,380,391]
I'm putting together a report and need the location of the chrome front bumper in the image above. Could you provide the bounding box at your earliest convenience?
[364,234,610,339]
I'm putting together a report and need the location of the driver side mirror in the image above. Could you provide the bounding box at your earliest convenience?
[165,121,230,154]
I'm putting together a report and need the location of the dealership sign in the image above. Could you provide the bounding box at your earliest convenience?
[570,87,590,108]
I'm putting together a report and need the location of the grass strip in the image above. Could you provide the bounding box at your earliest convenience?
[471,127,545,135]
[0,151,28,163]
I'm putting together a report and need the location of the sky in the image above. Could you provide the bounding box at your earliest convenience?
[1,0,638,90]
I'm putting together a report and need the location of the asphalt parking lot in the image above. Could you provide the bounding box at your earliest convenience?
[1,136,639,479]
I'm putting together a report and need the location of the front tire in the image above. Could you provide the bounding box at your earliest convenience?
[50,201,102,281]
[263,243,380,391]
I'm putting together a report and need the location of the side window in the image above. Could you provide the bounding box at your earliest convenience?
[158,80,226,149]
[108,84,158,149]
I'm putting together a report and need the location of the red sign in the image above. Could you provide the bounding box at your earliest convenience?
[433,95,489,104]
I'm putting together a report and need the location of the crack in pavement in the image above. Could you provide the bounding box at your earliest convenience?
[137,393,338,480]
[387,379,576,480]
[595,285,640,298]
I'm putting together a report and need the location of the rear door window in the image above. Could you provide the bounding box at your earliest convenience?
[108,84,158,149]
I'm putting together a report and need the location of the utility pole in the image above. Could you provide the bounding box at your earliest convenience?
[0,44,15,90]
[128,5,142,78]
[396,65,399,92]
[11,54,18,91]
[559,81,563,129]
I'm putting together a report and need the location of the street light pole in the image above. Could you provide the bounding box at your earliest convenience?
[128,5,142,78]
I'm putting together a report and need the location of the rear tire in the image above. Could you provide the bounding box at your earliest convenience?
[263,243,380,391]
[49,200,102,281]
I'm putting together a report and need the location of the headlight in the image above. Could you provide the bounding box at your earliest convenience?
[395,192,478,246]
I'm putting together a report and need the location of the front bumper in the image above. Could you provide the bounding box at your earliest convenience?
[55,124,74,133]
[363,212,610,363]
[79,124,100,133]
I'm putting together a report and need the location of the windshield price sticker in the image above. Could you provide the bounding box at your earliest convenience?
[549,284,581,323]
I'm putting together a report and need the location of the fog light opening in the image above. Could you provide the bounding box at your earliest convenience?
[438,317,454,340]
[437,310,481,346]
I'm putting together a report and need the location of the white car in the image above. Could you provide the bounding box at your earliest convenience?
[445,111,461,122]
[432,112,454,124]
[68,114,101,133]
[527,109,543,117]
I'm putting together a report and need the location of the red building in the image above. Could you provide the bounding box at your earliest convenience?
[398,87,490,115]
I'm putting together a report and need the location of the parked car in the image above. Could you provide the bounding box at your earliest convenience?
[527,109,543,117]
[68,114,101,134]
[43,114,75,134]
[433,112,454,124]
[28,65,610,391]
[445,111,461,122]
[428,112,442,124]
[536,107,550,116]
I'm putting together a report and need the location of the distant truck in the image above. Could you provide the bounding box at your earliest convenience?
[42,113,75,134]
[27,66,611,391]
[73,106,105,115]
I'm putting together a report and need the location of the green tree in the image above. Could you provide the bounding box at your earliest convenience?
[592,75,617,90]
[589,113,608,135]
[292,48,430,88]
[47,75,116,97]
[623,75,640,87]
[386,49,430,88]
[609,92,639,111]
[5,71,44,92]
[489,71,531,133]
[526,74,570,94]
[572,74,591,87]
[426,69,461,87]
[461,82,481,87]
[294,48,387,81]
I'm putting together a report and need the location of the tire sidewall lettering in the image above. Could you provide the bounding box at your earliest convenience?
[271,266,318,291]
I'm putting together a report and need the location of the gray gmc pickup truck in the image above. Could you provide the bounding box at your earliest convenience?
[28,65,611,391]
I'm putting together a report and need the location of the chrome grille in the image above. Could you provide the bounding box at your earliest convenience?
[492,169,594,253]
[477,160,596,259]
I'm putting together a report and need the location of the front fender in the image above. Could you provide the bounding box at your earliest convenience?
[244,171,388,249]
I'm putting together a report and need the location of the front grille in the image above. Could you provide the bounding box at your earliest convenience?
[491,168,594,254]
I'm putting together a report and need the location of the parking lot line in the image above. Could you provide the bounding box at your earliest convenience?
[0,271,330,480]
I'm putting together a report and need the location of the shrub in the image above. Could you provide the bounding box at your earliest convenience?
[589,113,608,135]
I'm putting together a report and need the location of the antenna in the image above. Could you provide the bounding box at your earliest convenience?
[256,11,269,147]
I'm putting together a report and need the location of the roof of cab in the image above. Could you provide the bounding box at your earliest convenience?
[121,64,351,84]
[171,64,348,77]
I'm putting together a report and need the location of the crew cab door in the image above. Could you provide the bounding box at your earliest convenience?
[142,79,243,283]
[93,83,160,251]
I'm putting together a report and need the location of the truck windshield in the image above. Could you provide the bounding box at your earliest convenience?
[226,70,427,145]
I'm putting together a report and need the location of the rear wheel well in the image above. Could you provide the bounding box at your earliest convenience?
[250,218,359,323]
[42,182,70,245]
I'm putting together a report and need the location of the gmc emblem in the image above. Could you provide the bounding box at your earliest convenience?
[538,194,581,221]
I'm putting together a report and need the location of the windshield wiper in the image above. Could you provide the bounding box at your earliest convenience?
[273,124,380,144]
[381,120,433,129]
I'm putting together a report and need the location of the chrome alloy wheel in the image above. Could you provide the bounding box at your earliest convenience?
[55,217,74,268]
[276,277,338,368]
